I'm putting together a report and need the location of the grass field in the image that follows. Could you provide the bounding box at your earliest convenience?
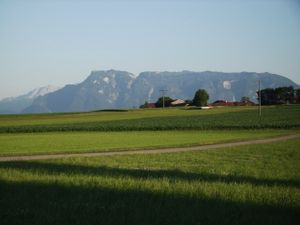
[0,105,299,224]
[0,106,255,126]
[0,139,299,225]
[0,130,295,156]
[0,105,299,132]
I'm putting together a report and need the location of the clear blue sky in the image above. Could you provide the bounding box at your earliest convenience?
[0,0,300,99]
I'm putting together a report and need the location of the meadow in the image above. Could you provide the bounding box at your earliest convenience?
[0,105,299,224]
[0,105,299,133]
[0,106,253,127]
[0,105,299,156]
[0,130,294,156]
[0,139,299,225]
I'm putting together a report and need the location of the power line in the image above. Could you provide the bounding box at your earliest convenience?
[258,80,262,117]
[159,89,168,109]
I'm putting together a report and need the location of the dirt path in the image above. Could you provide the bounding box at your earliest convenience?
[0,134,299,162]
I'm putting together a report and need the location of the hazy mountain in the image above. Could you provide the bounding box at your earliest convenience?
[23,70,135,113]
[129,71,300,106]
[21,70,299,113]
[0,85,60,114]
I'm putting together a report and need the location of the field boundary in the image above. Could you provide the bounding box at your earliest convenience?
[0,134,299,162]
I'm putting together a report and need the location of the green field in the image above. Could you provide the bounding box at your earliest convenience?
[0,130,294,156]
[0,105,299,133]
[0,105,299,224]
[0,139,299,225]
[0,106,254,126]
[0,105,299,156]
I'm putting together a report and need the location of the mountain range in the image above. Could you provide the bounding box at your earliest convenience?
[1,70,299,114]
[0,85,60,114]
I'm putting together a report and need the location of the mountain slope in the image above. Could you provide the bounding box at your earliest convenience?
[0,85,60,114]
[130,71,299,105]
[23,70,135,113]
[23,70,299,113]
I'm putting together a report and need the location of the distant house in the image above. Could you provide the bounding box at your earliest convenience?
[211,100,256,107]
[170,99,187,107]
[238,100,256,106]
[211,100,236,107]
[143,103,156,108]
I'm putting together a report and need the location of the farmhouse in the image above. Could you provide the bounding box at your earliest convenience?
[211,100,256,107]
[238,99,256,106]
[170,99,187,107]
[143,103,156,108]
[211,100,236,107]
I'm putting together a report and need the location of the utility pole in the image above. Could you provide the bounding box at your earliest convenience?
[159,89,168,109]
[258,80,262,117]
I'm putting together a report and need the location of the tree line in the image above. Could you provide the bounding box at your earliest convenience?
[141,85,300,108]
[257,86,300,105]
[141,89,209,108]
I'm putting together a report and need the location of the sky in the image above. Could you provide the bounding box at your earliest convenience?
[0,0,300,99]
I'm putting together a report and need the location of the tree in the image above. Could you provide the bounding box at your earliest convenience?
[257,88,276,105]
[185,99,193,105]
[275,86,294,104]
[240,96,250,103]
[192,89,209,106]
[155,96,173,108]
[295,89,300,103]
[139,101,148,109]
[257,86,295,105]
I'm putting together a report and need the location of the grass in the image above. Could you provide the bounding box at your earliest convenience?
[0,106,262,126]
[0,139,299,225]
[0,104,299,224]
[0,106,235,126]
[0,130,296,156]
[0,105,299,132]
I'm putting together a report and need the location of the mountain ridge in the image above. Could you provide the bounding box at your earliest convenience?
[1,70,298,114]
[0,85,61,114]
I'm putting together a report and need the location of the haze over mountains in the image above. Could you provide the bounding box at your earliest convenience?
[0,85,60,114]
[1,70,299,114]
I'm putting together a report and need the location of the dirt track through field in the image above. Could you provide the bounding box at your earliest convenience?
[0,134,299,162]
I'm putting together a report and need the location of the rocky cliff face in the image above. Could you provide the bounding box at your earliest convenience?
[23,70,135,113]
[19,70,300,113]
[129,71,299,107]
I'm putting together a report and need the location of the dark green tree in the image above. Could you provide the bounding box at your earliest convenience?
[155,96,173,108]
[192,89,209,106]
[296,89,300,103]
[139,101,148,109]
[258,88,276,105]
[240,96,250,102]
[275,86,294,104]
[258,86,294,105]
[185,99,193,105]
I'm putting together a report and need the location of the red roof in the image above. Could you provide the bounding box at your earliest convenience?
[144,103,156,108]
[211,100,256,107]
[211,100,236,106]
